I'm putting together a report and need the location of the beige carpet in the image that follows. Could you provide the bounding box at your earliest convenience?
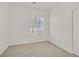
[1,41,75,57]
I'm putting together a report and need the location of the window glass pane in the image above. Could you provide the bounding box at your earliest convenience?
[32,16,44,33]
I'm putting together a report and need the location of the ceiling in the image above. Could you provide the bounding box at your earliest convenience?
[12,2,79,11]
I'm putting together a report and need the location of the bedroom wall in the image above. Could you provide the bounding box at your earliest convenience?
[10,4,49,45]
[0,3,10,55]
[49,6,73,53]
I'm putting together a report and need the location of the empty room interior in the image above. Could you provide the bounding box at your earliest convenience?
[0,2,79,57]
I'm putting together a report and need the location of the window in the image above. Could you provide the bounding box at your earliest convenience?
[31,16,45,33]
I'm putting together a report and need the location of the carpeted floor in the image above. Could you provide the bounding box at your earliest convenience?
[1,41,75,57]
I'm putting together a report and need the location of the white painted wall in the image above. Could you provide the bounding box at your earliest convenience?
[0,3,10,55]
[49,6,72,53]
[10,4,49,45]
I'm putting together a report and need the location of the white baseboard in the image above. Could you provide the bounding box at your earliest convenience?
[49,37,72,54]
[0,36,73,56]
[9,39,48,46]
[0,39,48,56]
[0,45,8,56]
